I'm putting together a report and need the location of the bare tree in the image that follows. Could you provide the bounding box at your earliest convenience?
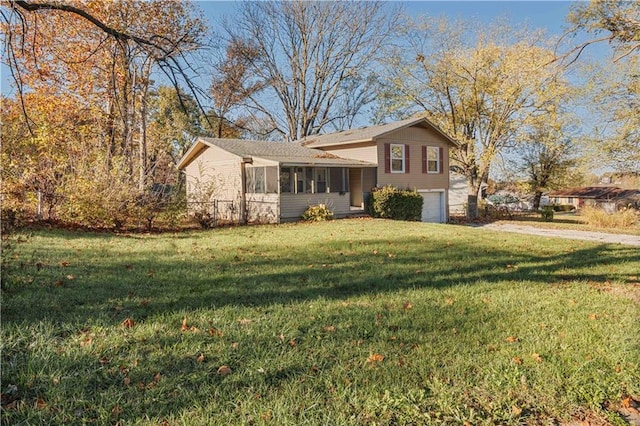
[222,1,399,141]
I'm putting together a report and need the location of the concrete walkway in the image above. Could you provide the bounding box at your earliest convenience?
[474,222,640,247]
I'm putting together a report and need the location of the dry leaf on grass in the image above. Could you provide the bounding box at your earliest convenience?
[217,365,232,376]
[505,336,519,343]
[121,318,135,328]
[366,353,385,364]
[532,353,543,362]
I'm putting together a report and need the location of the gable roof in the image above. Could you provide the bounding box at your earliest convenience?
[298,116,458,148]
[177,137,376,170]
[549,186,640,200]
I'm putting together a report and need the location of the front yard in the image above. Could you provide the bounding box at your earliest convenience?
[2,219,639,425]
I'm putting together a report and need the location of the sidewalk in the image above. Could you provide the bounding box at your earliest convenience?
[474,222,640,247]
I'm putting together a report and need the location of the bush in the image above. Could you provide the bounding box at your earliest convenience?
[302,204,334,222]
[580,206,638,228]
[540,206,554,222]
[369,185,423,221]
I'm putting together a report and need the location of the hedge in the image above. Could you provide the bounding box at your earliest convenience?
[368,185,423,221]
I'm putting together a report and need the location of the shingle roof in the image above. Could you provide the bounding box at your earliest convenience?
[298,116,457,148]
[549,186,640,199]
[178,137,376,169]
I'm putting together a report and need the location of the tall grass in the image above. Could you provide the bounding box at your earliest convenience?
[581,206,638,229]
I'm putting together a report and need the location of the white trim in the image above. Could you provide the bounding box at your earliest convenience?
[390,143,405,173]
[426,146,440,174]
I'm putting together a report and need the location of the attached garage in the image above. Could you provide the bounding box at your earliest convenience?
[419,190,446,223]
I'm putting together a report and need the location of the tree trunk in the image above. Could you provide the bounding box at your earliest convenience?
[467,194,479,220]
[532,191,542,210]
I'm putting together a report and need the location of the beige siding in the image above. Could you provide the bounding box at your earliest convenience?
[246,193,279,223]
[377,126,451,190]
[184,146,243,222]
[323,142,377,163]
[362,168,377,192]
[280,193,351,221]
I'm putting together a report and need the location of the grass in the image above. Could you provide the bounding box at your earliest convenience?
[2,218,639,425]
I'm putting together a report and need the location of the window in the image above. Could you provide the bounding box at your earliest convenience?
[316,168,327,193]
[427,146,440,173]
[245,167,265,194]
[280,167,291,193]
[295,167,305,193]
[568,197,574,203]
[329,168,347,193]
[390,144,405,173]
[422,146,443,174]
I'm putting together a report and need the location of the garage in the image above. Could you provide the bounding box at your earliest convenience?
[419,191,445,223]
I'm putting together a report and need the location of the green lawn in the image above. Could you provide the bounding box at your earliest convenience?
[2,219,639,425]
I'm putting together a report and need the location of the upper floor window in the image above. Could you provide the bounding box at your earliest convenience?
[390,144,405,173]
[426,146,440,173]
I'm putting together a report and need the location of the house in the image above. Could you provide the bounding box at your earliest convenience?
[177,117,457,224]
[549,187,640,212]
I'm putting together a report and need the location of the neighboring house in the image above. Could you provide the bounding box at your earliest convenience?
[177,117,457,224]
[549,186,640,212]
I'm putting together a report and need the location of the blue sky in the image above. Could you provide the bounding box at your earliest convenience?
[1,1,609,96]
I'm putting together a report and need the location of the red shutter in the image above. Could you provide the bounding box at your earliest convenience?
[422,146,427,174]
[384,143,390,173]
[439,147,444,174]
[405,144,410,173]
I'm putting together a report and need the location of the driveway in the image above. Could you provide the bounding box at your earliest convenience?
[474,222,640,247]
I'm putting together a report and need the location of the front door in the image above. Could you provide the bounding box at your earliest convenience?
[349,168,363,208]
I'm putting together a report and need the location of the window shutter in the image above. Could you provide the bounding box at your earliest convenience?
[384,143,390,173]
[439,147,444,174]
[422,146,427,174]
[405,144,410,173]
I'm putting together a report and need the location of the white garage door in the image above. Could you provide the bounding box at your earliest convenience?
[420,192,444,223]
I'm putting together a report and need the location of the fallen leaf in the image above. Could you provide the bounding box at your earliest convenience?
[506,336,519,343]
[403,301,413,310]
[80,338,93,347]
[209,327,224,337]
[153,373,161,382]
[66,274,75,281]
[237,318,252,325]
[230,342,239,349]
[197,353,205,363]
[99,356,110,365]
[532,353,543,362]
[54,280,65,287]
[512,357,523,365]
[181,317,188,331]
[589,313,598,320]
[324,325,335,332]
[125,265,133,271]
[217,365,232,376]
[511,405,522,416]
[289,339,297,347]
[372,249,378,255]
[366,353,385,364]
[123,377,131,386]
[445,298,454,305]
[121,318,135,328]
[622,396,632,408]
[60,261,70,267]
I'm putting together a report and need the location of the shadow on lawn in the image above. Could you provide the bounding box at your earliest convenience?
[3,230,639,325]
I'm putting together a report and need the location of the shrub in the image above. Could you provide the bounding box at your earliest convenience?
[540,206,554,222]
[370,185,423,221]
[580,206,638,228]
[302,204,334,222]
